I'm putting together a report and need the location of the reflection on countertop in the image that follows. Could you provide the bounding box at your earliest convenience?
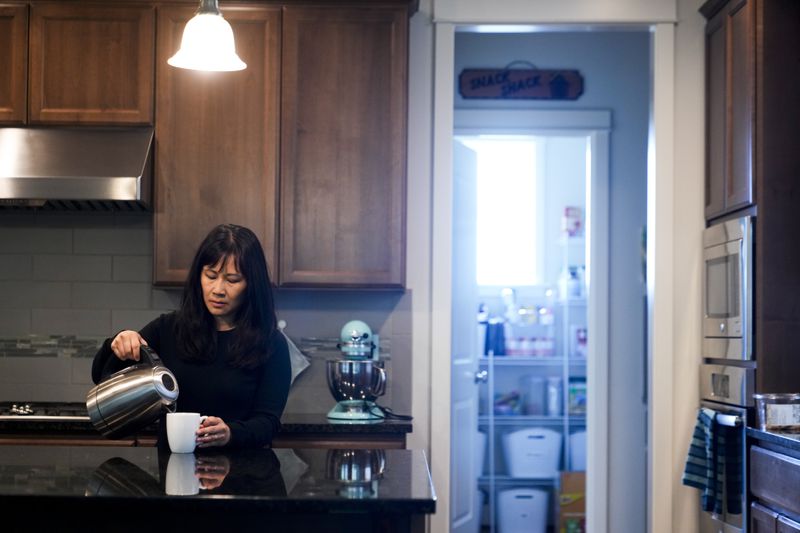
[0,445,435,533]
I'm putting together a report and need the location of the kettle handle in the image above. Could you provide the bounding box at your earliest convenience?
[139,345,163,367]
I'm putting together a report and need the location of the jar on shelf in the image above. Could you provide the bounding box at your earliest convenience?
[534,336,555,357]
[519,337,534,356]
[538,305,554,326]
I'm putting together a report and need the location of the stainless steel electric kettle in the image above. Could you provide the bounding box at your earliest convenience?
[86,345,179,439]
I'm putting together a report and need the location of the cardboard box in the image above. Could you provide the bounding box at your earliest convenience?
[559,471,586,533]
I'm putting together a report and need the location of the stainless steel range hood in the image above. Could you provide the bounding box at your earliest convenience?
[0,127,154,211]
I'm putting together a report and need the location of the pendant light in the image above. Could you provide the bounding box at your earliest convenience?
[167,0,246,72]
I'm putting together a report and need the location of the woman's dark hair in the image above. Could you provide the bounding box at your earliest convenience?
[175,224,277,368]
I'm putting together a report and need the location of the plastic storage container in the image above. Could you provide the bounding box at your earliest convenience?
[569,431,587,471]
[502,427,562,478]
[520,375,545,415]
[754,393,800,432]
[498,488,548,533]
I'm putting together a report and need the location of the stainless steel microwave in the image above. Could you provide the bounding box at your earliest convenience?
[702,215,753,360]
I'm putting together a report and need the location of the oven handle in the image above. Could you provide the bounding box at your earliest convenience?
[716,413,742,427]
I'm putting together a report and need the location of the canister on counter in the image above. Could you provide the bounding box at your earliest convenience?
[754,393,800,432]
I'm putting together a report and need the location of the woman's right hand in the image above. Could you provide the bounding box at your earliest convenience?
[110,330,148,362]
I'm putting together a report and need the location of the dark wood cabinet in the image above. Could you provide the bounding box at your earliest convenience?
[2,1,411,288]
[28,2,155,124]
[702,0,800,222]
[750,443,800,531]
[154,3,410,288]
[703,0,755,220]
[153,5,280,285]
[278,6,407,287]
[0,3,27,124]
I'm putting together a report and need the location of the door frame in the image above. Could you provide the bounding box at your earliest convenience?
[430,22,677,533]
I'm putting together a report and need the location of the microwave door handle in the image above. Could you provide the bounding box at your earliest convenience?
[716,413,742,427]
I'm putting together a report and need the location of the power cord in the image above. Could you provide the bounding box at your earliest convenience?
[368,402,413,421]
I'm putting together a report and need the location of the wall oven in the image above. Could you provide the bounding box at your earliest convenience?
[698,363,753,533]
[702,215,754,361]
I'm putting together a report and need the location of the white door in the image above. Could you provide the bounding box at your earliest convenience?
[450,140,482,533]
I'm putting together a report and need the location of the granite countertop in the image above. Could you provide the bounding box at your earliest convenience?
[747,427,800,452]
[0,404,412,436]
[0,444,436,530]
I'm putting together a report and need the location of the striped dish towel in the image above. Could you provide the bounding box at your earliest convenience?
[682,407,724,514]
[723,422,743,515]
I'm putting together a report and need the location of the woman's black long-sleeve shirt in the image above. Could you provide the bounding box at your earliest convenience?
[91,312,291,449]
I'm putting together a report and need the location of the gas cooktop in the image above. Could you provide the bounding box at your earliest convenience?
[0,402,90,422]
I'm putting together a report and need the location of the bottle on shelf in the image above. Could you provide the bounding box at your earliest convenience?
[546,376,563,416]
[484,318,506,356]
[559,266,583,300]
[477,303,488,356]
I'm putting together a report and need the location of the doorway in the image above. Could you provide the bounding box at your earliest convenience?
[431,27,652,533]
[450,110,610,533]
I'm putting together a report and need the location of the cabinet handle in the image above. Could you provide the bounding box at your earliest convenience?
[474,370,488,384]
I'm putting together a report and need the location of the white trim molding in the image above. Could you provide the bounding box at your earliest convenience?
[433,0,677,25]
[430,21,457,533]
[647,22,676,533]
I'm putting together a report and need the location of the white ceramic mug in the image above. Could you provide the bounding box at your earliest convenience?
[165,452,199,495]
[166,412,206,453]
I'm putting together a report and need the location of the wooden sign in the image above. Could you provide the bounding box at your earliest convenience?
[459,68,584,100]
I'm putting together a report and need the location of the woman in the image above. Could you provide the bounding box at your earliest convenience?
[91,224,291,449]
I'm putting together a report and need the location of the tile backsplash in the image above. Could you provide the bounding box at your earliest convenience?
[0,211,412,416]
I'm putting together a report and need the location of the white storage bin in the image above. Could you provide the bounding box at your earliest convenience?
[570,431,587,471]
[498,488,548,533]
[502,427,562,478]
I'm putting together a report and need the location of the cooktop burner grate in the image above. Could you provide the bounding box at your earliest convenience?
[0,402,89,421]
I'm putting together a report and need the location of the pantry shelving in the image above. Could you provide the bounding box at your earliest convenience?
[477,235,588,532]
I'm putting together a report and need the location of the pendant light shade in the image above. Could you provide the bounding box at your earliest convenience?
[167,0,246,72]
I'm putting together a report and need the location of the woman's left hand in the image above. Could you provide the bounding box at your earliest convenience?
[196,416,231,448]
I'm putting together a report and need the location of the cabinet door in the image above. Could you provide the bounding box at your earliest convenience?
[280,6,407,287]
[703,0,755,220]
[154,5,280,286]
[704,7,726,219]
[28,2,154,124]
[0,3,27,124]
[751,502,779,533]
[725,0,754,212]
[779,516,800,533]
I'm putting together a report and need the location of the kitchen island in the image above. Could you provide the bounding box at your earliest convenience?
[0,444,435,533]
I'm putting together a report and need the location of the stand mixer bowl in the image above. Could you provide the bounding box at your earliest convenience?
[326,360,386,402]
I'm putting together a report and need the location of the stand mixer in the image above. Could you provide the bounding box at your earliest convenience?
[326,320,387,422]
